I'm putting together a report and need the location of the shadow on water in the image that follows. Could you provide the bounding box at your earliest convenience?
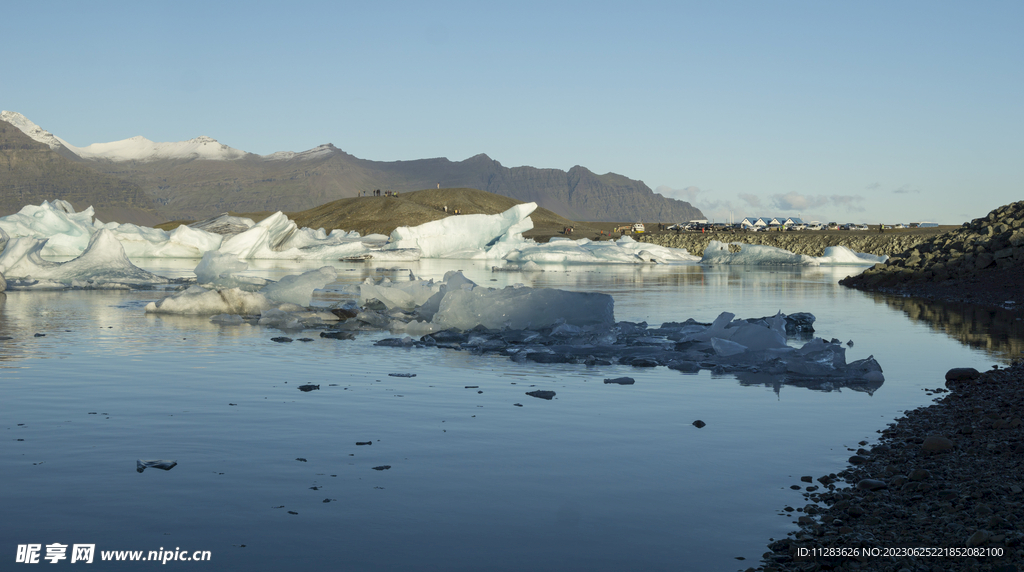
[873,293,1024,362]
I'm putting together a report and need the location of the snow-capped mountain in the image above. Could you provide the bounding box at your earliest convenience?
[69,134,249,162]
[1,110,66,151]
[1,110,252,162]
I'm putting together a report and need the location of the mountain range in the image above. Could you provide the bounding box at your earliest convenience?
[0,111,703,225]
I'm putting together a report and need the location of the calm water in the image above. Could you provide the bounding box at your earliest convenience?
[1,260,1016,571]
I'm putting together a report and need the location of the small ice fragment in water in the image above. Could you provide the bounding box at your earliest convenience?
[137,459,177,473]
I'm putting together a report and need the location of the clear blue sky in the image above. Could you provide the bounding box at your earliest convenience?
[5,1,1021,224]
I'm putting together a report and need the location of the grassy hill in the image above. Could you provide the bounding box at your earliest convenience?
[158,187,624,242]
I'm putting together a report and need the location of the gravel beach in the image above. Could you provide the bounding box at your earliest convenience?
[757,201,1023,572]
[758,361,1023,572]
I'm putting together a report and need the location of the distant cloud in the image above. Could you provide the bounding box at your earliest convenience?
[892,184,921,194]
[866,182,881,190]
[655,185,702,204]
[656,185,745,222]
[768,192,866,213]
[830,195,866,211]
[738,193,762,208]
[770,192,829,211]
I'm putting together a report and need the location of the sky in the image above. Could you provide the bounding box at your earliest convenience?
[4,1,1021,225]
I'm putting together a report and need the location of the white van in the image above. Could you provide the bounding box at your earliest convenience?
[632,223,645,234]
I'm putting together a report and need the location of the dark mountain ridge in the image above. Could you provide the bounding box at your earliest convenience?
[0,122,161,225]
[88,145,703,224]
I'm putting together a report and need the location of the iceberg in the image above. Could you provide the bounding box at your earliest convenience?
[0,229,169,288]
[0,200,702,265]
[384,203,536,258]
[145,266,338,315]
[700,241,888,265]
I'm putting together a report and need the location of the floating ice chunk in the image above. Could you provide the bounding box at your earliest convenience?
[148,266,336,315]
[432,285,614,330]
[193,251,262,287]
[259,266,337,306]
[384,203,537,258]
[258,308,304,330]
[702,241,818,265]
[359,276,441,311]
[819,245,889,265]
[702,241,888,266]
[711,337,747,357]
[146,285,271,315]
[211,313,246,325]
[0,229,168,287]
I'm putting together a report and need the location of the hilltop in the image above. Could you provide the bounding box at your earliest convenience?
[159,187,616,242]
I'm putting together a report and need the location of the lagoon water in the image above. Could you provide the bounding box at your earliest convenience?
[2,260,1019,571]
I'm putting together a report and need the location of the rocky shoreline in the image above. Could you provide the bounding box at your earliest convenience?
[757,362,1023,572]
[635,228,950,258]
[754,202,1023,572]
[841,202,1024,312]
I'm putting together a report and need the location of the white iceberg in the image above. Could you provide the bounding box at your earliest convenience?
[700,241,888,265]
[0,229,168,288]
[0,200,701,265]
[146,266,338,315]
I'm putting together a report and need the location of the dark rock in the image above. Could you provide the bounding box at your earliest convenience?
[271,337,293,343]
[526,390,556,400]
[297,384,320,392]
[668,360,701,373]
[603,377,635,385]
[945,367,981,382]
[692,420,706,428]
[136,459,177,473]
[856,479,887,491]
[320,331,355,340]
[356,441,372,446]
[372,465,391,471]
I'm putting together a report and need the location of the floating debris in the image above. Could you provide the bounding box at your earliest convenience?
[526,390,556,400]
[137,459,177,473]
[388,373,416,377]
[372,465,391,471]
[296,384,320,392]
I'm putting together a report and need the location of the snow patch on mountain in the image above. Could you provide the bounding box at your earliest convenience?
[1,110,66,150]
[262,144,337,161]
[2,110,249,162]
[66,135,249,162]
[3,110,340,164]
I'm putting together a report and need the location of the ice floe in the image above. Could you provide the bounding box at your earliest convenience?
[700,241,889,265]
[0,229,169,289]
